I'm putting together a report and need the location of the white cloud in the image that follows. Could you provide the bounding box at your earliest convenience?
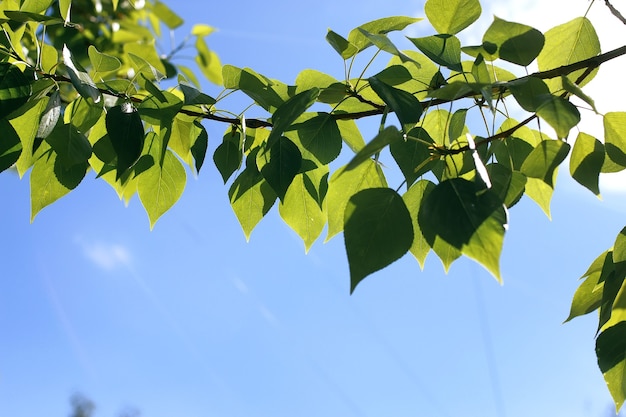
[75,237,132,270]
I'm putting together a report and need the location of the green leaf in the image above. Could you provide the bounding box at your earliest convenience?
[492,119,540,170]
[536,96,580,139]
[326,159,387,241]
[44,122,92,167]
[229,150,277,240]
[482,16,544,66]
[106,103,145,180]
[279,167,328,252]
[36,90,61,140]
[521,140,571,187]
[537,17,600,90]
[0,118,21,173]
[138,90,183,126]
[12,98,49,177]
[195,36,222,85]
[295,70,346,104]
[223,66,290,112]
[267,88,320,147]
[20,0,53,13]
[288,112,342,164]
[4,10,62,24]
[58,0,70,22]
[403,179,435,268]
[258,136,302,202]
[604,112,626,169]
[347,16,421,53]
[419,178,506,280]
[63,45,101,103]
[424,0,481,35]
[368,77,423,133]
[356,29,418,65]
[597,322,626,410]
[507,76,551,112]
[344,188,413,293]
[337,119,366,153]
[191,24,215,37]
[30,151,86,221]
[345,126,403,171]
[569,132,604,196]
[88,45,122,76]
[562,76,597,112]
[214,129,242,183]
[487,164,526,208]
[0,62,32,120]
[566,266,604,322]
[64,96,103,133]
[390,128,436,187]
[525,177,554,219]
[326,30,358,59]
[190,121,208,173]
[137,149,186,229]
[408,34,462,72]
[151,0,184,29]
[179,83,216,106]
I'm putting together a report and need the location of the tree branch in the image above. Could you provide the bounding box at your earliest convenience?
[604,0,626,25]
[40,45,626,131]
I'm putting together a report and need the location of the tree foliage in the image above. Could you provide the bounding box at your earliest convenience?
[3,0,626,409]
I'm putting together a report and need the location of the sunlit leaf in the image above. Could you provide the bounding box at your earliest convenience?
[267,88,320,147]
[151,0,184,29]
[88,45,122,76]
[229,149,277,240]
[597,322,626,409]
[521,140,570,186]
[403,179,435,268]
[63,45,101,103]
[569,132,604,196]
[279,167,328,252]
[525,177,554,219]
[604,112,626,169]
[344,188,413,293]
[0,118,21,173]
[196,36,222,85]
[326,30,357,59]
[288,112,342,164]
[537,17,600,90]
[424,0,481,35]
[137,149,186,229]
[347,16,421,53]
[326,159,387,241]
[536,96,580,139]
[390,128,436,187]
[45,122,92,167]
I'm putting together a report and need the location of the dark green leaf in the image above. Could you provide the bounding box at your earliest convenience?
[368,77,422,133]
[390,128,436,187]
[597,322,626,409]
[408,34,462,72]
[325,30,358,59]
[138,90,184,125]
[289,112,342,164]
[213,130,242,183]
[0,118,21,173]
[259,136,302,201]
[191,121,208,173]
[345,126,403,171]
[0,63,32,120]
[267,88,320,147]
[536,96,580,139]
[45,122,92,167]
[63,45,101,104]
[180,83,216,106]
[403,179,436,268]
[482,16,544,66]
[344,188,413,293]
[106,103,145,180]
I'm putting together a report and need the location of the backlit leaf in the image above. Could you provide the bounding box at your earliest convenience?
[279,167,328,252]
[214,129,243,183]
[537,17,600,90]
[482,16,544,66]
[597,322,626,409]
[345,126,403,171]
[425,0,481,35]
[403,179,435,268]
[408,34,462,72]
[137,149,186,229]
[344,188,413,293]
[604,112,626,169]
[0,63,32,120]
[347,16,421,53]
[326,159,387,241]
[521,140,570,187]
[570,132,604,196]
[326,30,357,59]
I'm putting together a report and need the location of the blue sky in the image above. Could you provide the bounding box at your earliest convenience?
[2,1,626,416]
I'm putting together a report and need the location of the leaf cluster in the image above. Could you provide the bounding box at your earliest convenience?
[2,0,626,409]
